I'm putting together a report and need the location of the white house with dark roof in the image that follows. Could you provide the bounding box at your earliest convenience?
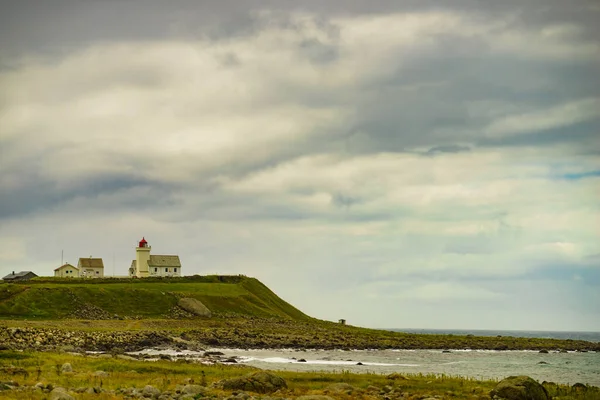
[78,257,104,278]
[129,237,181,278]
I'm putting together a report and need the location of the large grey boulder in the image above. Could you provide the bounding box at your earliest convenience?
[49,387,75,400]
[180,384,209,396]
[178,298,212,317]
[325,383,356,394]
[60,363,73,373]
[218,371,287,393]
[142,385,161,398]
[490,376,550,400]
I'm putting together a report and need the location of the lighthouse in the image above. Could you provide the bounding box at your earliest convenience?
[135,237,151,278]
[129,237,182,278]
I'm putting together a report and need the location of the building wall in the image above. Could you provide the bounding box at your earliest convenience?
[81,267,104,278]
[148,266,181,277]
[55,267,79,278]
[135,246,151,278]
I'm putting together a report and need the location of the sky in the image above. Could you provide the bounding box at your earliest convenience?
[0,0,599,331]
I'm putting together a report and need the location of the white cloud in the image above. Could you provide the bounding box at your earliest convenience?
[484,98,600,138]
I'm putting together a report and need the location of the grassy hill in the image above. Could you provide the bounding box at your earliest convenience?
[0,275,310,321]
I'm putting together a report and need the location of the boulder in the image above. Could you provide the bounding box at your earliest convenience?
[49,387,75,400]
[218,371,287,394]
[143,385,161,398]
[60,363,73,373]
[178,298,212,317]
[490,376,550,400]
[325,382,355,394]
[180,384,209,396]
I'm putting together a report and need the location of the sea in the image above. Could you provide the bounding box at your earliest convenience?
[128,329,600,387]
[390,329,600,343]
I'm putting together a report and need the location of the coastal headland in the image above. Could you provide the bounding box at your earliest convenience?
[1,276,598,352]
[1,276,598,399]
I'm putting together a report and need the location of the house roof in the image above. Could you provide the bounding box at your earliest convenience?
[2,271,37,280]
[78,258,104,268]
[148,255,181,267]
[54,263,78,272]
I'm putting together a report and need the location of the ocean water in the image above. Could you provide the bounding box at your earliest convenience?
[390,329,600,343]
[130,347,600,387]
[126,329,600,386]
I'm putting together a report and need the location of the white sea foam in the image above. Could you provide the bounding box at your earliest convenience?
[236,356,420,367]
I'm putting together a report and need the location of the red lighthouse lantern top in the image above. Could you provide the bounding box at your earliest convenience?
[138,237,148,248]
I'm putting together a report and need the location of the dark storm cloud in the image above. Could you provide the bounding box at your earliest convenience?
[2,0,598,55]
[0,172,175,219]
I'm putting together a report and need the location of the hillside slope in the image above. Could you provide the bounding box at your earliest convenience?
[0,275,311,320]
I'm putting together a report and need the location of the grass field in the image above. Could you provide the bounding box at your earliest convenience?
[0,350,597,400]
[0,276,310,320]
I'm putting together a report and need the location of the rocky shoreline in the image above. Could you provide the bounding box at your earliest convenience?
[1,326,599,354]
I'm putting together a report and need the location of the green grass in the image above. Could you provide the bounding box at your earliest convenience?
[0,276,310,321]
[0,350,597,400]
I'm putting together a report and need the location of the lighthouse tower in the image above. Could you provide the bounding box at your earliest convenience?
[135,237,151,278]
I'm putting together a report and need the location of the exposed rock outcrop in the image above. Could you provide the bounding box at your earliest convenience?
[490,375,550,400]
[177,298,212,318]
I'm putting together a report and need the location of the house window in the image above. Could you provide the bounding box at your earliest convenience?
[166,268,169,272]
[174,268,177,273]
[96,271,99,274]
[154,268,158,272]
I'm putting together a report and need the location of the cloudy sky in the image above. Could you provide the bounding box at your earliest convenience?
[1,0,599,331]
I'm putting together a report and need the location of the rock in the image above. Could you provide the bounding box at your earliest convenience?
[94,370,109,377]
[178,298,212,317]
[143,385,161,398]
[387,373,408,380]
[50,387,75,400]
[181,384,209,396]
[218,371,287,394]
[490,376,550,400]
[60,363,73,373]
[537,361,548,365]
[572,383,587,391]
[297,358,307,362]
[231,393,252,399]
[325,383,355,393]
[204,351,225,356]
[356,362,363,365]
[225,357,238,363]
[538,349,549,354]
[117,355,138,361]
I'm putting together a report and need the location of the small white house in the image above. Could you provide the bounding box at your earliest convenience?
[54,263,79,278]
[129,237,181,278]
[78,257,104,278]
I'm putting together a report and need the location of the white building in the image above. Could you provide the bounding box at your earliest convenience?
[78,257,104,278]
[54,263,79,278]
[129,237,181,278]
